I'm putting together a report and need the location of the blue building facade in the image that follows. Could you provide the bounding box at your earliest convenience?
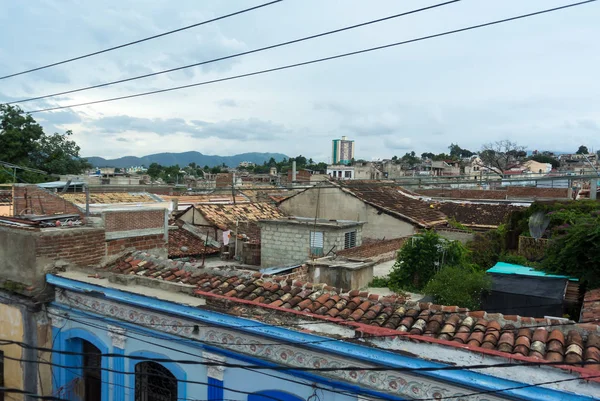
[47,274,598,401]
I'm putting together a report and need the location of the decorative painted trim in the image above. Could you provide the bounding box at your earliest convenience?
[107,325,127,349]
[47,275,597,401]
[51,293,503,401]
[51,314,66,328]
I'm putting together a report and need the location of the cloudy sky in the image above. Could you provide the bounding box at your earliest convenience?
[1,0,599,162]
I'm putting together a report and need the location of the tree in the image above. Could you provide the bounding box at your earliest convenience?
[576,145,589,155]
[529,154,559,169]
[388,231,468,291]
[424,265,491,310]
[0,105,90,182]
[479,140,527,176]
[31,130,91,175]
[448,143,474,159]
[400,151,420,168]
[147,163,163,180]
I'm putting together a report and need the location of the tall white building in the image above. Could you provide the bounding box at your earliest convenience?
[332,136,355,165]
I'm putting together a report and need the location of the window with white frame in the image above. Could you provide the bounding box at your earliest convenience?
[310,231,324,256]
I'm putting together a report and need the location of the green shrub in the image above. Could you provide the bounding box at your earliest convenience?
[466,230,503,269]
[423,265,491,310]
[498,252,531,267]
[542,215,600,287]
[388,230,468,292]
[369,276,390,288]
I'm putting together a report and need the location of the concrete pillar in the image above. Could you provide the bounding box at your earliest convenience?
[107,326,127,401]
[591,179,598,200]
[292,160,297,183]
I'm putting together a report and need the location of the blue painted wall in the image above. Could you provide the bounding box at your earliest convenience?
[52,312,360,401]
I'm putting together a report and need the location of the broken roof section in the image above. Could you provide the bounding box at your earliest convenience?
[335,181,447,228]
[61,192,159,204]
[95,250,600,377]
[194,202,285,231]
[168,225,219,259]
[434,201,525,228]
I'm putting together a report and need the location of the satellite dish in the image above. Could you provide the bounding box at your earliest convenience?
[529,211,551,240]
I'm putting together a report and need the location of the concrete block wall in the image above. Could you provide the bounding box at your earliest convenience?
[260,223,363,267]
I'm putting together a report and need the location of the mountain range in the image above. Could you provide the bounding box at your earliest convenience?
[85,151,288,168]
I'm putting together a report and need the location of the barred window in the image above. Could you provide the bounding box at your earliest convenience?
[135,362,177,401]
[344,231,357,249]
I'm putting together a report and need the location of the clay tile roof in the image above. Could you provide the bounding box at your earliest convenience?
[336,181,447,227]
[168,228,219,258]
[436,202,523,228]
[103,251,600,376]
[194,202,285,231]
[61,192,156,204]
[336,237,408,259]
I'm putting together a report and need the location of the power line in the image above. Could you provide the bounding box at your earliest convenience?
[0,387,67,401]
[0,0,283,81]
[5,335,600,373]
[26,0,598,113]
[8,0,461,105]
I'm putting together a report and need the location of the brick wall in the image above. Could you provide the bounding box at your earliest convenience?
[507,186,568,199]
[106,234,166,256]
[35,228,105,267]
[12,185,83,217]
[104,209,165,232]
[215,173,233,188]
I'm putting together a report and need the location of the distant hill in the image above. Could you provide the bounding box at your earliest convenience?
[85,151,288,168]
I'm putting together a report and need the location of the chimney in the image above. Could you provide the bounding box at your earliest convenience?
[292,160,297,182]
[171,198,178,212]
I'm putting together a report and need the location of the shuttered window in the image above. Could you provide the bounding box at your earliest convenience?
[344,231,357,249]
[310,231,324,256]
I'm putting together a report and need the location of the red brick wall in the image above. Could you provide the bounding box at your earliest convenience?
[507,186,568,199]
[215,173,233,188]
[35,228,105,266]
[106,234,166,256]
[104,209,165,232]
[287,170,312,183]
[12,185,83,217]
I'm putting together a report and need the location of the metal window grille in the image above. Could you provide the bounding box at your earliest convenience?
[344,231,357,249]
[135,362,178,401]
[310,231,324,256]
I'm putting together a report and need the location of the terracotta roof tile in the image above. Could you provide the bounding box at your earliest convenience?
[103,251,600,375]
[335,182,446,227]
[62,192,156,204]
[194,203,285,238]
[435,202,523,227]
[168,228,219,258]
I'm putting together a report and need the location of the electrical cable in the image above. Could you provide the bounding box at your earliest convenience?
[40,310,600,373]
[7,0,461,105]
[0,0,283,80]
[3,345,599,401]
[0,387,67,401]
[25,0,598,113]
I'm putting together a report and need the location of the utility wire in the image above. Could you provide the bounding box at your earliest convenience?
[0,0,283,80]
[0,387,67,401]
[43,309,600,373]
[5,336,600,373]
[8,0,461,104]
[26,0,598,113]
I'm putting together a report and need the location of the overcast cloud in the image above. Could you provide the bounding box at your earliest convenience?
[1,0,599,161]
